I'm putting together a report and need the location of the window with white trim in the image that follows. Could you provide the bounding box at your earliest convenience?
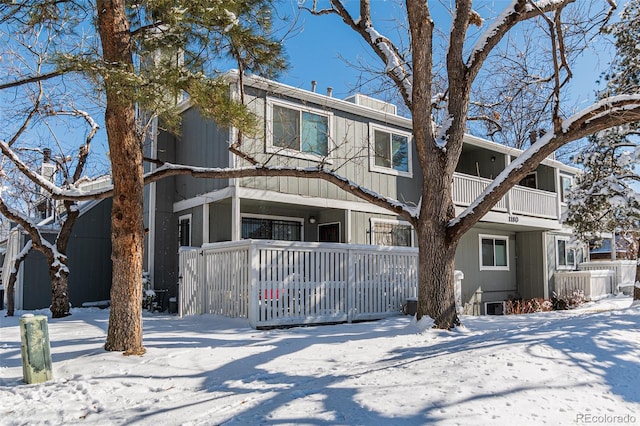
[241,214,303,241]
[556,237,576,269]
[267,98,332,159]
[519,172,537,189]
[479,234,509,271]
[178,214,192,247]
[371,219,414,247]
[369,124,412,177]
[560,175,573,202]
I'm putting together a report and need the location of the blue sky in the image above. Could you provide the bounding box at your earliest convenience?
[8,1,617,172]
[274,0,613,111]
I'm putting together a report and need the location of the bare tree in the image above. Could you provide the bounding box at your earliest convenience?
[0,91,99,317]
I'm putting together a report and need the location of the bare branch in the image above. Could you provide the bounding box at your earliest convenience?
[466,0,575,82]
[35,159,414,222]
[0,69,70,90]
[306,0,413,108]
[467,114,503,134]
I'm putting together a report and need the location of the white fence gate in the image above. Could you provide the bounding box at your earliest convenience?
[179,240,462,328]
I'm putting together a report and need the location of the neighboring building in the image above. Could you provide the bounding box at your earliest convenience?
[144,71,584,314]
[1,197,113,311]
[590,236,638,261]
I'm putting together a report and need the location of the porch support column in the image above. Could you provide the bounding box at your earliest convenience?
[554,167,561,220]
[504,154,512,215]
[541,232,550,300]
[611,234,617,261]
[232,187,241,241]
[345,209,351,243]
[202,203,209,244]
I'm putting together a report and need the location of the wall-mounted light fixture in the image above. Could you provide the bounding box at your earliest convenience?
[309,216,317,224]
[490,156,496,162]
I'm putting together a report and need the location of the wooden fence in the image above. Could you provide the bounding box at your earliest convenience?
[554,269,615,301]
[178,240,464,328]
[578,260,637,291]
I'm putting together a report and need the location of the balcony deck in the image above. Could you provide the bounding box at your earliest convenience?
[452,172,559,221]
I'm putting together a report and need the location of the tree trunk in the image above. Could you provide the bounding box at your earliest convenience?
[415,153,461,329]
[416,223,460,329]
[49,266,70,318]
[6,269,18,317]
[97,0,145,355]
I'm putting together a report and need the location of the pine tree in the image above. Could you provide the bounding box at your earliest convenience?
[565,0,640,298]
[1,0,285,353]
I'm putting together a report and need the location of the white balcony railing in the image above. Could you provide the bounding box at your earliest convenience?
[452,173,508,211]
[453,172,558,220]
[510,186,558,219]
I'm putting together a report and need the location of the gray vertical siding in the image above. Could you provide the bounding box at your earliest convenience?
[22,199,113,310]
[454,228,517,311]
[234,88,422,206]
[23,248,53,310]
[209,202,233,242]
[546,232,557,296]
[151,129,179,293]
[174,107,231,201]
[515,231,545,299]
[545,231,586,297]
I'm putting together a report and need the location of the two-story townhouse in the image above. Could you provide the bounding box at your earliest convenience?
[144,70,584,315]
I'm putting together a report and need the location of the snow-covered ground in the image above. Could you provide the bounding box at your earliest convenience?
[1,296,639,426]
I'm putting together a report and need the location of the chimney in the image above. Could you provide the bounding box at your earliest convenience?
[326,87,333,97]
[311,80,317,93]
[43,148,51,163]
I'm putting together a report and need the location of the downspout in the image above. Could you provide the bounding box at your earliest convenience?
[229,76,242,241]
[541,231,550,300]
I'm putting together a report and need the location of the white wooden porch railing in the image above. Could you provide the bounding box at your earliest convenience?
[179,240,464,328]
[554,270,615,301]
[452,172,558,219]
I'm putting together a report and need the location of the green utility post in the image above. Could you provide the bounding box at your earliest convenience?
[19,314,53,384]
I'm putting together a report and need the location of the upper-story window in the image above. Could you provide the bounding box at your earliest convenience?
[369,124,412,177]
[519,172,537,189]
[267,98,332,160]
[560,175,573,202]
